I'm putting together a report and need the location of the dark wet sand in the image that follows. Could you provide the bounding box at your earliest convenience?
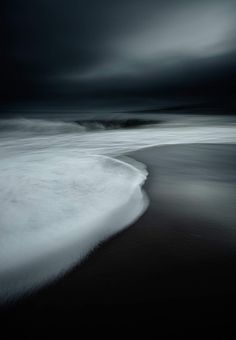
[1,143,236,338]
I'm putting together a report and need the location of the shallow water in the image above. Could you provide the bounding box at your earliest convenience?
[0,115,236,299]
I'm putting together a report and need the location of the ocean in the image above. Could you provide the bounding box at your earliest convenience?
[0,113,236,300]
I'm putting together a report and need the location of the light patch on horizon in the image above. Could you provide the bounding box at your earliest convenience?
[59,1,235,82]
[120,3,234,59]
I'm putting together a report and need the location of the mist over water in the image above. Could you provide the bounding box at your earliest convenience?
[0,114,236,300]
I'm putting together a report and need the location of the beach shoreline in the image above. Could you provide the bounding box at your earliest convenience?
[1,143,236,336]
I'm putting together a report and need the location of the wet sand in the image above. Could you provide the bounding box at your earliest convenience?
[1,143,236,338]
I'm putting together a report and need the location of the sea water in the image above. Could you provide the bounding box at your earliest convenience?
[0,115,236,299]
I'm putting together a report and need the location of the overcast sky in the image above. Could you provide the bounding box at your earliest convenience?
[2,0,236,107]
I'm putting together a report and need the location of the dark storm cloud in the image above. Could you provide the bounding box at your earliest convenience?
[1,0,236,104]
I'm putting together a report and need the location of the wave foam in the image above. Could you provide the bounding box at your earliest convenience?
[0,116,236,300]
[0,154,147,299]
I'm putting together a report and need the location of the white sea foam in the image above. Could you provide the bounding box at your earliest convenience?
[0,154,147,299]
[0,117,236,299]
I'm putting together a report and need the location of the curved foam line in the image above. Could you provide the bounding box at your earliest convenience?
[1,117,236,300]
[0,154,148,300]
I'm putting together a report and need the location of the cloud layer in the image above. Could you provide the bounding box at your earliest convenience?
[2,0,236,106]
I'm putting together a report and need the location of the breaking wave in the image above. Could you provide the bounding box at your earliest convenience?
[0,118,86,136]
[0,117,160,137]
